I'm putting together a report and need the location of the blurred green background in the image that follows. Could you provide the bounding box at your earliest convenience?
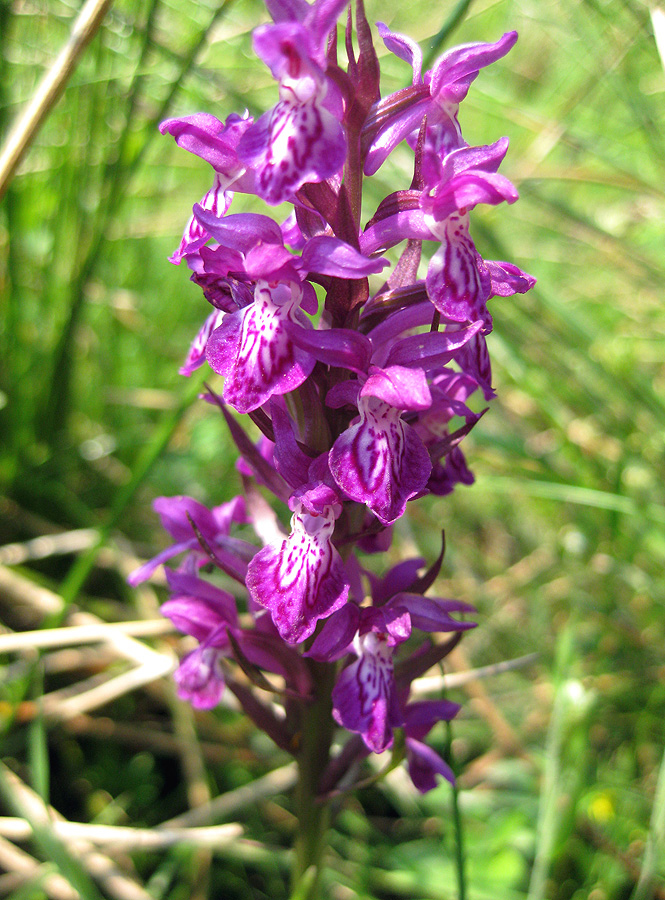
[1,0,664,897]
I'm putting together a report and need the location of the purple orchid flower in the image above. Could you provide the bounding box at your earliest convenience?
[237,0,349,204]
[161,570,239,709]
[162,570,313,708]
[127,495,250,586]
[246,499,349,643]
[328,365,433,525]
[159,112,255,263]
[308,604,411,753]
[363,29,518,175]
[362,138,528,330]
[192,208,387,413]
[403,700,460,792]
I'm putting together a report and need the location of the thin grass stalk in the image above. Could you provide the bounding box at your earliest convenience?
[527,618,576,900]
[0,763,106,900]
[423,0,475,70]
[28,665,49,803]
[41,0,235,445]
[444,720,467,900]
[0,0,115,202]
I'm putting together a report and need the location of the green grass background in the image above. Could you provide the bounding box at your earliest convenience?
[1,0,664,897]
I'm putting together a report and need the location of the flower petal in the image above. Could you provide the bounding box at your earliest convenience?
[246,505,349,643]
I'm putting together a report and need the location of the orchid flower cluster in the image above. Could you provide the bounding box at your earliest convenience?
[131,0,534,804]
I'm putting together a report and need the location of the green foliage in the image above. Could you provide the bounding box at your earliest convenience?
[1,0,665,898]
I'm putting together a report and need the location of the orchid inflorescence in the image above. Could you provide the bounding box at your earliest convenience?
[131,0,534,797]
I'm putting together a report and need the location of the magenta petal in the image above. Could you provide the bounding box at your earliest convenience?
[159,112,252,173]
[174,644,226,709]
[153,495,218,542]
[384,321,483,371]
[238,99,346,206]
[361,366,431,410]
[193,209,284,254]
[430,32,518,103]
[486,259,537,297]
[206,281,316,414]
[162,572,238,636]
[406,738,455,792]
[286,321,372,374]
[299,236,389,277]
[332,634,402,753]
[376,22,422,84]
[329,398,432,525]
[425,171,518,222]
[245,505,349,643]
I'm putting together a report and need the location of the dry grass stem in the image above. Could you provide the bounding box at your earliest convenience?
[0,529,100,566]
[163,763,298,828]
[411,652,539,695]
[0,0,116,200]
[0,835,79,900]
[0,764,152,900]
[0,817,243,850]
[40,656,174,721]
[0,619,175,654]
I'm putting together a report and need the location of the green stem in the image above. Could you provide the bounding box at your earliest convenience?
[290,662,336,899]
[446,721,467,900]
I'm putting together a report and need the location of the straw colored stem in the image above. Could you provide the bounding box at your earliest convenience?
[0,0,115,201]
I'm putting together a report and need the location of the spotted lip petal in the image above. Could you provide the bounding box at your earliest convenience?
[180,308,225,376]
[206,280,315,414]
[332,627,405,753]
[245,503,349,643]
[329,395,432,526]
[238,98,346,206]
[237,21,347,206]
[425,215,491,325]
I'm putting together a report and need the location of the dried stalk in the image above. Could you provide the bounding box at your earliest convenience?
[0,0,116,200]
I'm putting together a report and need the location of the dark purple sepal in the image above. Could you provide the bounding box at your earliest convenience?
[285,320,372,373]
[205,393,291,503]
[236,629,313,698]
[387,592,476,632]
[428,445,475,496]
[384,320,484,372]
[306,601,361,661]
[405,738,455,793]
[162,570,238,634]
[486,259,537,297]
[369,557,426,605]
[270,399,313,489]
